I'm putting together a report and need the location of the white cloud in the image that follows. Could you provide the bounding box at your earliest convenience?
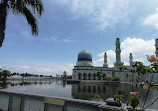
[124,61,129,66]
[134,58,145,63]
[19,65,30,72]
[20,65,29,70]
[44,37,76,43]
[95,37,155,67]
[93,58,104,66]
[51,37,59,42]
[121,38,155,57]
[29,63,74,75]
[143,8,158,29]
[55,0,132,29]
[94,50,115,66]
[62,38,75,43]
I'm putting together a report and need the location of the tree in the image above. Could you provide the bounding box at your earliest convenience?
[112,76,122,82]
[40,74,44,80]
[1,69,11,82]
[118,57,158,110]
[96,71,103,78]
[20,73,25,81]
[0,0,44,47]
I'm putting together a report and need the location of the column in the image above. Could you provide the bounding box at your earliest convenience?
[155,39,158,57]
[129,53,133,66]
[114,38,124,70]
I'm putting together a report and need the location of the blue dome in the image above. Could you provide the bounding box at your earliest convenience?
[78,50,92,62]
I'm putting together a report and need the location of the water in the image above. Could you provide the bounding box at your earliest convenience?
[0,80,158,110]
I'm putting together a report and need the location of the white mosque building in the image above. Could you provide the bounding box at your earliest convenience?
[72,38,158,82]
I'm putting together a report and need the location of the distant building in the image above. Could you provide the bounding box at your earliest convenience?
[72,38,158,82]
[63,71,67,76]
[56,74,60,79]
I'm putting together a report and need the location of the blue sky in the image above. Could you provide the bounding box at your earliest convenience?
[1,0,158,75]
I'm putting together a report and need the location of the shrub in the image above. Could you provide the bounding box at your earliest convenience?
[112,76,122,81]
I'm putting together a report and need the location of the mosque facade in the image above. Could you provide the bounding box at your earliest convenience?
[72,38,158,82]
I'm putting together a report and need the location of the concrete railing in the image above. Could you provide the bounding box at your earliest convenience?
[0,90,122,111]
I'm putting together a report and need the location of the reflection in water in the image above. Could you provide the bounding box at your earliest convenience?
[0,80,55,89]
[0,82,9,89]
[71,83,158,109]
[72,83,118,100]
[0,81,158,109]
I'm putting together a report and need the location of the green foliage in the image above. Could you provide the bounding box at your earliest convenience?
[117,58,158,110]
[152,86,158,91]
[132,62,147,75]
[114,89,126,103]
[112,76,122,81]
[0,0,44,47]
[104,76,111,80]
[145,67,153,73]
[125,73,129,78]
[94,94,100,101]
[130,69,136,73]
[114,94,123,102]
[130,97,139,110]
[96,71,103,78]
[119,66,127,71]
[118,89,126,96]
[0,69,11,81]
[150,62,158,72]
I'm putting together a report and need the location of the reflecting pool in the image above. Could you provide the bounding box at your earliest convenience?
[0,80,158,109]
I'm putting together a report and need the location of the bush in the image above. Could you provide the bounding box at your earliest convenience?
[112,77,122,81]
[104,75,112,80]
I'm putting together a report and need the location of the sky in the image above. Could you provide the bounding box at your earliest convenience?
[1,0,158,76]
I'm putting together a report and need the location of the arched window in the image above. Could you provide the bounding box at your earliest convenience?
[103,74,106,80]
[83,73,86,80]
[78,73,82,80]
[88,73,91,80]
[93,73,96,80]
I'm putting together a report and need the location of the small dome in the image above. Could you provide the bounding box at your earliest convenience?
[78,50,92,62]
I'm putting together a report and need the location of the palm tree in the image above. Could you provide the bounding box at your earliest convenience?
[0,0,44,47]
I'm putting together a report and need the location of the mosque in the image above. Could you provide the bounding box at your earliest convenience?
[72,38,158,82]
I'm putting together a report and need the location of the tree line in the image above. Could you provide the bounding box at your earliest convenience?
[0,68,53,82]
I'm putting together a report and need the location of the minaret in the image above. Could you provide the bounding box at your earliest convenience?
[114,38,124,70]
[155,39,158,57]
[129,53,133,66]
[103,52,108,67]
